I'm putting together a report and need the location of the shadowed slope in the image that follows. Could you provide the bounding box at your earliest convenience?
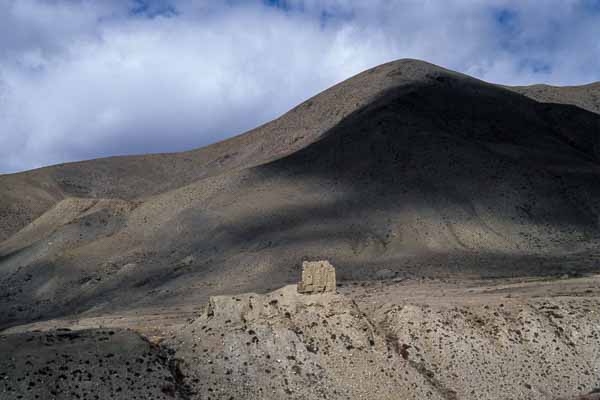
[0,60,460,241]
[2,60,598,242]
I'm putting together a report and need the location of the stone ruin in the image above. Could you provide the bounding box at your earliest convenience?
[297,260,336,294]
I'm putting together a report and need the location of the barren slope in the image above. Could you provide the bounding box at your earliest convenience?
[1,59,600,332]
[0,60,459,241]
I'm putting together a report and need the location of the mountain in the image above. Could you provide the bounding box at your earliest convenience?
[1,59,600,332]
[509,81,600,115]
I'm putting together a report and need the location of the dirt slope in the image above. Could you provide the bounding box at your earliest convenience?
[1,59,600,332]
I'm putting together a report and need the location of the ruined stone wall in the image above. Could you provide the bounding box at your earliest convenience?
[297,260,336,294]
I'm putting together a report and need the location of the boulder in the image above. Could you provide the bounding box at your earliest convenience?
[297,260,336,294]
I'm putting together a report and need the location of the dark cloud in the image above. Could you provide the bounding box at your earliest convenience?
[1,0,599,173]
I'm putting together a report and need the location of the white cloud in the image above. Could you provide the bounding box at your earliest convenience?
[0,0,599,173]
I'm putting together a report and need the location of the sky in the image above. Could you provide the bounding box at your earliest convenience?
[1,0,600,174]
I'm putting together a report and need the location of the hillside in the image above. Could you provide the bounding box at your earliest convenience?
[1,59,600,330]
[2,59,600,400]
[508,82,600,115]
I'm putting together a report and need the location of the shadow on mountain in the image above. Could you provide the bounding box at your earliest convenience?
[2,61,600,329]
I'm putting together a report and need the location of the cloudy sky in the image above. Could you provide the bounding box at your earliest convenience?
[1,0,599,174]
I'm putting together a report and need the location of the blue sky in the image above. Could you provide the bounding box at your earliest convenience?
[1,0,599,173]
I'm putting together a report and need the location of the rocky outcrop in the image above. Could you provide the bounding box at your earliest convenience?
[168,285,444,399]
[163,284,600,400]
[297,260,336,294]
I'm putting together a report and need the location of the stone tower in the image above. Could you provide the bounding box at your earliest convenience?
[297,260,336,294]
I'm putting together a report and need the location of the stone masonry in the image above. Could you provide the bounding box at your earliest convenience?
[297,260,336,294]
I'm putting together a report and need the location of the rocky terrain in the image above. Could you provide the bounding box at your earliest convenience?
[3,275,600,399]
[1,59,600,399]
[170,277,600,400]
[0,328,189,399]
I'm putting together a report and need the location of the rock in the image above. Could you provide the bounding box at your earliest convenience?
[297,260,336,294]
